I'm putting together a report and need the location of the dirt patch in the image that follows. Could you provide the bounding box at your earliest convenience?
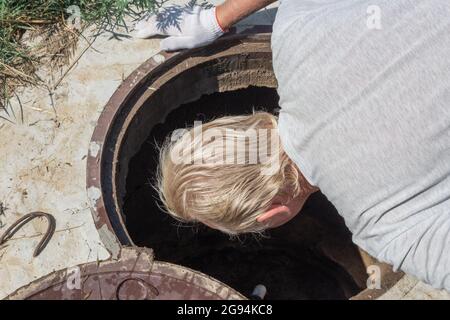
[123,86,364,299]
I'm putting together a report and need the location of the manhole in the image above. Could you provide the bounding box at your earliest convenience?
[83,29,402,300]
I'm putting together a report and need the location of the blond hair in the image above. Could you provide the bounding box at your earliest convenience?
[156,111,300,235]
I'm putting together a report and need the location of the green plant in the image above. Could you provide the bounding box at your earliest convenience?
[0,0,167,110]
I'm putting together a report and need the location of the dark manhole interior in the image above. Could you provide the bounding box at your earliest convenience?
[122,85,368,300]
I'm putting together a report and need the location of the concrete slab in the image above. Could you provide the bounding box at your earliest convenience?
[379,275,450,300]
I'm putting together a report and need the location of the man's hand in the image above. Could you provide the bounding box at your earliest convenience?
[133,0,277,51]
[133,4,225,51]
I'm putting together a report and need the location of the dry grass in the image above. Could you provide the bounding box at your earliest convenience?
[0,0,168,111]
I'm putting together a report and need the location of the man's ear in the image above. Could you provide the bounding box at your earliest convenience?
[256,205,291,223]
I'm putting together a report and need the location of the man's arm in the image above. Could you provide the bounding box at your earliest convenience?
[216,0,277,30]
[134,0,277,51]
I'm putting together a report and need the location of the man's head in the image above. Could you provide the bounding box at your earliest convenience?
[156,112,316,235]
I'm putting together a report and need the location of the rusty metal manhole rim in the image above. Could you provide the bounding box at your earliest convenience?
[86,27,404,300]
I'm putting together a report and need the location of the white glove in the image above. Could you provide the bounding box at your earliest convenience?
[133,5,226,51]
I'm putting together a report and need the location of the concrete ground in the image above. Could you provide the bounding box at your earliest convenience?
[0,0,448,300]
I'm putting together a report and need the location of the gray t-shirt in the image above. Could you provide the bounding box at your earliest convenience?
[272,0,450,290]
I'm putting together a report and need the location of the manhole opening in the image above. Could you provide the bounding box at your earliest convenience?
[100,44,376,299]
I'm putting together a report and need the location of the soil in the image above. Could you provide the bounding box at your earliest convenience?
[123,86,363,299]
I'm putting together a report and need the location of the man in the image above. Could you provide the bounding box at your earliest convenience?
[135,0,450,291]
